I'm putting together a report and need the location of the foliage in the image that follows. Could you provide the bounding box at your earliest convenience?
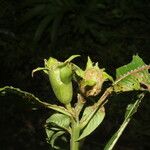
[20,0,150,59]
[0,0,150,149]
[113,55,150,92]
[0,55,149,150]
[21,0,106,44]
[104,93,145,150]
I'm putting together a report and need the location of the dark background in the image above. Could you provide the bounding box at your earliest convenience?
[0,0,150,149]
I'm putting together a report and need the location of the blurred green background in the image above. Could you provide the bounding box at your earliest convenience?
[0,0,150,149]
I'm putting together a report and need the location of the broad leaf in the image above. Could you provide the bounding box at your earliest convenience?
[46,113,71,132]
[78,106,105,140]
[104,93,145,150]
[113,55,150,92]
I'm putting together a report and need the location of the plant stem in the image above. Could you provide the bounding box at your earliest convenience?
[70,120,80,150]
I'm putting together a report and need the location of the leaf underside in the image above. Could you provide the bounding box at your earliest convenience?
[45,113,70,149]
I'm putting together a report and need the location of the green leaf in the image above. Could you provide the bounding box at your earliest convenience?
[21,5,46,23]
[45,113,70,149]
[45,129,55,143]
[113,55,150,92]
[50,131,65,149]
[0,86,71,117]
[32,67,48,77]
[78,106,105,140]
[50,14,64,44]
[45,127,66,149]
[102,72,114,82]
[64,55,80,63]
[34,15,53,42]
[124,94,144,118]
[104,93,145,150]
[86,56,93,69]
[72,64,84,78]
[46,113,71,132]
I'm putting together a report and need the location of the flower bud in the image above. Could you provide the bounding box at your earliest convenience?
[77,57,113,97]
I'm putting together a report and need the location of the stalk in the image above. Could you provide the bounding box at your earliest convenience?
[70,120,80,150]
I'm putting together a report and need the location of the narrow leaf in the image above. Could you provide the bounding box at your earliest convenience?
[64,55,80,63]
[104,93,145,150]
[34,15,53,42]
[21,5,46,23]
[50,131,65,149]
[50,15,63,44]
[32,67,48,77]
[0,86,71,116]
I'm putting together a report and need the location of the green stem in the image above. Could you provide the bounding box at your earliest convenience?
[70,120,80,150]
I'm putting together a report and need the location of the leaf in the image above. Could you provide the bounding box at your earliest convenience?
[64,55,80,63]
[50,15,63,45]
[124,94,144,118]
[21,5,46,23]
[0,86,71,116]
[78,106,105,140]
[46,113,71,132]
[72,64,84,78]
[45,129,55,142]
[113,55,150,92]
[34,15,53,42]
[32,67,48,77]
[102,72,114,82]
[50,131,65,149]
[45,127,66,149]
[104,93,145,150]
[45,113,70,149]
[86,56,93,69]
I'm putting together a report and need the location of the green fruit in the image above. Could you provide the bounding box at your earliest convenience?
[45,57,73,104]
[33,55,80,104]
[48,66,73,104]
